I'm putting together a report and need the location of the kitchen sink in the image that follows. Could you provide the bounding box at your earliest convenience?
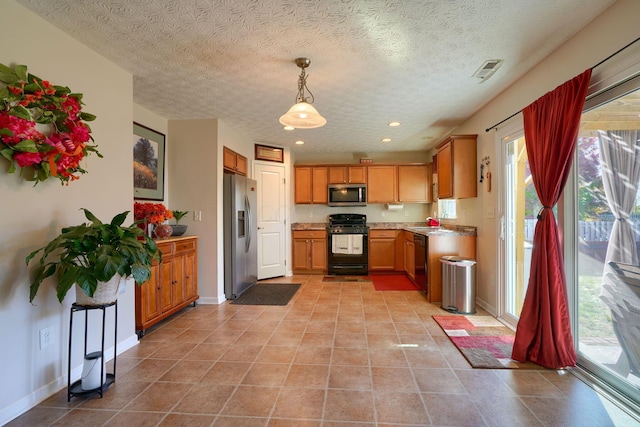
[408,227,455,234]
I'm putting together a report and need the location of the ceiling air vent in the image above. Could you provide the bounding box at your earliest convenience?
[472,59,504,82]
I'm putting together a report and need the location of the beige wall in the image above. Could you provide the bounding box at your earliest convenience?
[167,119,255,303]
[451,0,640,313]
[0,2,134,423]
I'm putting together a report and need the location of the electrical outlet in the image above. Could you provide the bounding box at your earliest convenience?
[39,326,53,349]
[193,211,202,221]
[404,210,409,217]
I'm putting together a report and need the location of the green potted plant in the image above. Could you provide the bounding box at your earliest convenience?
[26,208,161,305]
[170,210,189,236]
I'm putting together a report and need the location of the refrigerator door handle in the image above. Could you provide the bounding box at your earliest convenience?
[245,195,251,253]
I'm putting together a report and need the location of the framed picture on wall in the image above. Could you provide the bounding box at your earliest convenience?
[255,144,284,163]
[133,122,165,200]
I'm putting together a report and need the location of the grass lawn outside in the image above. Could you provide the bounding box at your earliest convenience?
[578,274,616,339]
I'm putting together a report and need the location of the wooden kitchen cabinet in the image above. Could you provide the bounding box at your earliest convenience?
[223,146,247,176]
[398,164,432,203]
[328,165,367,184]
[436,135,477,199]
[294,166,328,204]
[292,230,327,273]
[368,229,398,271]
[135,236,199,337]
[367,165,397,203]
[403,231,415,281]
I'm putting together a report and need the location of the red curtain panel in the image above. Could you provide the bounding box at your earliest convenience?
[511,69,592,368]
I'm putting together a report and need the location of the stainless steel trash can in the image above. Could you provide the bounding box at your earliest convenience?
[441,256,476,314]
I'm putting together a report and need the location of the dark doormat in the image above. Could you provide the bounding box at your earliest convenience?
[230,284,301,305]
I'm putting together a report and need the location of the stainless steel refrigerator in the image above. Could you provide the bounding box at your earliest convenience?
[223,174,258,299]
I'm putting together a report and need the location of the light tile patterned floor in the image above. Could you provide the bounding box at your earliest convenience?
[7,275,640,426]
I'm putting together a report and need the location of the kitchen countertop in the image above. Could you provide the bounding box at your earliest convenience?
[291,222,477,236]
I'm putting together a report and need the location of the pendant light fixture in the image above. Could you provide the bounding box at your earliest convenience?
[279,58,327,129]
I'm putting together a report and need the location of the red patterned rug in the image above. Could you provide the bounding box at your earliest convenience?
[433,315,543,369]
[371,274,419,291]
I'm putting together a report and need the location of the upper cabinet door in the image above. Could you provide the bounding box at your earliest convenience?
[294,166,312,204]
[347,166,367,184]
[367,165,397,203]
[398,164,432,203]
[294,166,328,204]
[311,167,328,204]
[436,135,477,199]
[223,146,247,176]
[437,142,453,199]
[328,165,367,184]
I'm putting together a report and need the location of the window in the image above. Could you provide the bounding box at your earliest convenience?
[438,199,457,219]
[571,69,640,408]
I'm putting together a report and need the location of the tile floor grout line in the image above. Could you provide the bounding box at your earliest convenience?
[10,275,638,426]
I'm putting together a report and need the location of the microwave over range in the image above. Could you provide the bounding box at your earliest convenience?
[328,183,367,207]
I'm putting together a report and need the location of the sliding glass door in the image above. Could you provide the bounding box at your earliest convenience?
[499,131,540,327]
[574,84,640,406]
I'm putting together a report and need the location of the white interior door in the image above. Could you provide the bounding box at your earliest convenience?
[255,162,286,279]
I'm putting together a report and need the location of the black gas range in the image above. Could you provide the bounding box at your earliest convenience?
[326,214,368,275]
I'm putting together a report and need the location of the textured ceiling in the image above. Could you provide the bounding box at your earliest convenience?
[16,0,615,154]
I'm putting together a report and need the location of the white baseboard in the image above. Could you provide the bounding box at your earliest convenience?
[0,333,139,426]
[197,295,225,304]
[475,298,497,316]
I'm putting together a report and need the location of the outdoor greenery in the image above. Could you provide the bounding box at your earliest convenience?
[578,274,615,339]
[577,136,610,220]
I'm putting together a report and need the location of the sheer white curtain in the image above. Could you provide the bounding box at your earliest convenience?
[597,130,640,372]
[598,130,640,269]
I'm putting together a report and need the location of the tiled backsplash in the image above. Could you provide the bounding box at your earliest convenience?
[292,203,432,224]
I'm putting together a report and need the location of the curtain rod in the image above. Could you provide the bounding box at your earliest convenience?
[485,36,640,133]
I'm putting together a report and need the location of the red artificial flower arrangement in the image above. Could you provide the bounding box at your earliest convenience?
[134,202,173,225]
[0,63,100,185]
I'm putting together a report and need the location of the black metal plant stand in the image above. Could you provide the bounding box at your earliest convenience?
[67,301,117,401]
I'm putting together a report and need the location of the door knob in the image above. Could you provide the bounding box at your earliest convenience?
[258,227,264,230]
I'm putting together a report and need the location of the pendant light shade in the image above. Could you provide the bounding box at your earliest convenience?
[279,101,327,129]
[279,58,327,129]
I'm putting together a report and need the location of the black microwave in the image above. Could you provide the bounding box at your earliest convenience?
[328,184,367,207]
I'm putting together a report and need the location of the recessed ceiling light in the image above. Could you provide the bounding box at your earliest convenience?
[381,138,391,142]
[388,121,400,127]
[283,125,295,131]
[295,140,305,145]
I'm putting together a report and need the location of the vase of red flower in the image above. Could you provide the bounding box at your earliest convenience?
[134,202,173,239]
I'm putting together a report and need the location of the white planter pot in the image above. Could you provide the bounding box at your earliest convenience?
[75,275,122,306]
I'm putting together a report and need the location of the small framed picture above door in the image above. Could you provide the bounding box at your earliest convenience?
[255,144,284,163]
